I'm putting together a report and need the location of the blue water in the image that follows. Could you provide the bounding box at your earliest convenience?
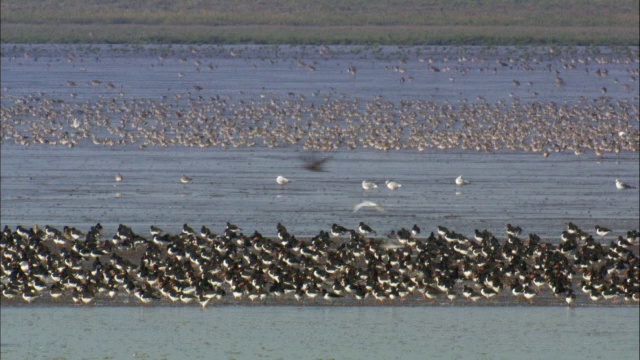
[1,306,638,360]
[1,145,638,240]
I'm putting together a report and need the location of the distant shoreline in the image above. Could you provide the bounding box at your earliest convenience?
[1,0,638,45]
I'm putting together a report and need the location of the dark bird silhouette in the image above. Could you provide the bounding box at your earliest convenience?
[300,153,332,172]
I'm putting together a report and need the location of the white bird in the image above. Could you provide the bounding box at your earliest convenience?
[455,175,470,186]
[362,180,377,190]
[353,201,384,213]
[615,179,635,190]
[276,175,290,185]
[386,180,402,190]
[115,173,123,183]
[180,175,192,184]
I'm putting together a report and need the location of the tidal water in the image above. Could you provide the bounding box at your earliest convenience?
[1,306,639,360]
[1,145,639,240]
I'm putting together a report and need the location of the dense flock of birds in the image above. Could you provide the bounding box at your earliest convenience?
[2,93,638,155]
[1,45,639,155]
[1,222,638,307]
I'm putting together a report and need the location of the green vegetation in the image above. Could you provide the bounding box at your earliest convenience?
[1,0,638,45]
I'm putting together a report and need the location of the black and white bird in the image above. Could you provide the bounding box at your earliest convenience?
[182,223,196,236]
[595,225,611,237]
[411,224,421,237]
[276,222,288,239]
[395,228,412,244]
[505,224,522,237]
[149,225,164,236]
[225,222,242,234]
[330,224,349,237]
[566,222,581,234]
[358,222,376,235]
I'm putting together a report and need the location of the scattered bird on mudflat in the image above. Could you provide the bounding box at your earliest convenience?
[386,180,402,190]
[362,180,378,190]
[455,175,470,186]
[276,175,290,185]
[615,178,636,190]
[115,173,123,183]
[180,175,192,184]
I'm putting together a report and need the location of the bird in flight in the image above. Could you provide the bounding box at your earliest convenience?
[300,153,332,172]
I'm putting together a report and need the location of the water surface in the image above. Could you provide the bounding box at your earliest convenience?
[2,306,638,360]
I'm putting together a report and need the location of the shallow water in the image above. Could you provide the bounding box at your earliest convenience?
[1,306,638,360]
[1,145,638,239]
[2,44,638,104]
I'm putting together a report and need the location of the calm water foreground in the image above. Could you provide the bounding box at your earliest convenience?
[1,306,638,360]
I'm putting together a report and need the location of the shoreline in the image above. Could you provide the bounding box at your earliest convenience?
[2,1,638,45]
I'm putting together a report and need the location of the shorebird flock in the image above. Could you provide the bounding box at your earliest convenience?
[2,45,638,155]
[1,93,638,155]
[1,222,638,306]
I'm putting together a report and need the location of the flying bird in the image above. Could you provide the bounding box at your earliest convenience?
[353,201,384,213]
[300,153,332,172]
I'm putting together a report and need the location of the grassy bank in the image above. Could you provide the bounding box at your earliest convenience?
[1,0,639,45]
